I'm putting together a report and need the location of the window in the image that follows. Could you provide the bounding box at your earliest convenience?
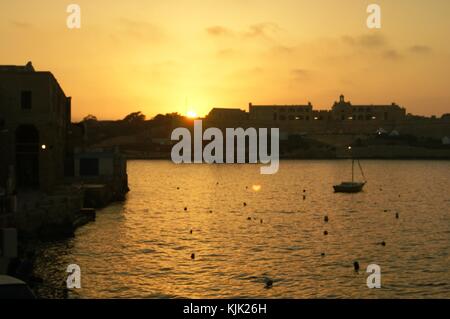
[79,158,99,176]
[21,91,32,109]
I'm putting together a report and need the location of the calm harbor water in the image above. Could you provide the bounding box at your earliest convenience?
[33,160,449,298]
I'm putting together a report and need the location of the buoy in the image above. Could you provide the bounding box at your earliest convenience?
[260,219,263,224]
[209,210,213,213]
[191,253,195,260]
[247,217,252,220]
[184,207,187,211]
[243,202,247,207]
[324,230,328,235]
[303,189,306,193]
[395,213,399,219]
[190,229,193,234]
[177,187,180,190]
[321,252,325,257]
[324,216,329,222]
[354,261,360,272]
[303,195,306,200]
[381,241,386,246]
[264,279,273,288]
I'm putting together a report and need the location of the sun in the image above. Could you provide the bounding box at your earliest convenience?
[186,110,198,118]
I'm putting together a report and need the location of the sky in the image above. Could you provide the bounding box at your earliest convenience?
[1,0,449,121]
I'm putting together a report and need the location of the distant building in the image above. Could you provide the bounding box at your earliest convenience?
[0,62,71,192]
[249,102,313,121]
[247,95,406,124]
[207,108,248,122]
[330,95,406,121]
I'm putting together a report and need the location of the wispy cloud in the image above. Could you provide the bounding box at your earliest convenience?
[383,49,403,61]
[342,34,387,48]
[291,68,312,81]
[243,23,280,40]
[117,18,165,42]
[409,45,432,54]
[206,22,280,40]
[206,26,234,37]
[10,20,32,29]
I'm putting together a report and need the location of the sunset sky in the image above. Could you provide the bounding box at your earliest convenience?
[1,0,449,121]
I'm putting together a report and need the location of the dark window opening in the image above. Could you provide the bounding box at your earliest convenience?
[79,158,99,176]
[21,91,32,109]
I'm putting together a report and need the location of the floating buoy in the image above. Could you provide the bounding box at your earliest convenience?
[354,261,360,272]
[324,216,329,222]
[303,189,306,193]
[321,252,326,257]
[184,207,188,211]
[176,187,180,190]
[324,230,328,235]
[303,195,306,200]
[381,241,386,246]
[264,279,273,289]
[247,217,252,220]
[209,210,213,213]
[190,229,193,234]
[260,219,263,224]
[395,213,399,219]
[243,202,247,207]
[191,253,195,260]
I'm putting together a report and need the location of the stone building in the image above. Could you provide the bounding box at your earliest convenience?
[0,62,71,193]
[247,95,406,125]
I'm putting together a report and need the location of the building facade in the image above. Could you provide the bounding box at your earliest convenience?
[0,62,71,192]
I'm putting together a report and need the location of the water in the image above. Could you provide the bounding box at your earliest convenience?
[33,160,450,298]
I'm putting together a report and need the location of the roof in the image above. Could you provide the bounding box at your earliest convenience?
[0,275,27,286]
[0,61,35,72]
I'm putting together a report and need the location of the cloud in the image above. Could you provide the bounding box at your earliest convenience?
[206,26,234,37]
[216,48,235,58]
[292,68,311,80]
[409,45,432,54]
[10,20,32,29]
[206,22,280,40]
[342,34,387,48]
[382,49,403,60]
[270,45,296,55]
[117,18,165,42]
[243,23,280,39]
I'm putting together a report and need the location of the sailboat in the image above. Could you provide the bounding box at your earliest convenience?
[333,159,366,193]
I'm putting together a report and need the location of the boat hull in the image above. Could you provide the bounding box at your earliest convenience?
[333,182,365,193]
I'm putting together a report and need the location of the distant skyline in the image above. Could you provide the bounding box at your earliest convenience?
[1,0,449,121]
